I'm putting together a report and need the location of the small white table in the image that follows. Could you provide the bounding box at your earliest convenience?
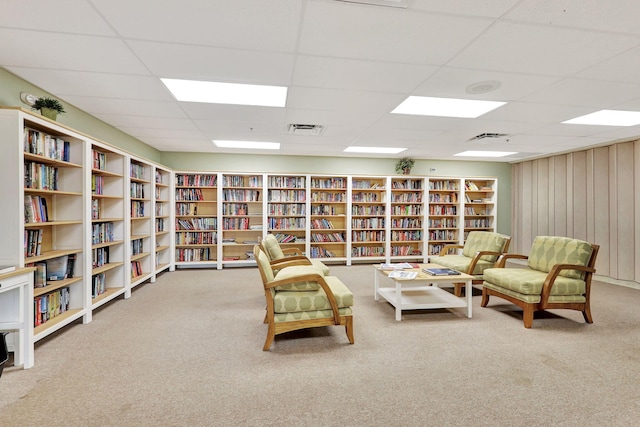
[374,263,473,321]
[0,268,35,369]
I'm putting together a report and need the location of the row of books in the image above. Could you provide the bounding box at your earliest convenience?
[176,217,217,230]
[93,247,109,268]
[268,217,306,230]
[391,179,422,190]
[310,177,346,189]
[391,194,422,203]
[176,188,204,201]
[130,163,146,180]
[175,248,214,262]
[268,203,306,216]
[222,189,261,202]
[24,195,49,223]
[24,161,59,191]
[311,192,345,202]
[267,176,305,188]
[130,182,145,198]
[175,231,217,245]
[267,189,306,202]
[24,128,71,162]
[92,222,115,245]
[131,201,145,218]
[222,175,262,188]
[311,232,346,243]
[92,149,107,171]
[34,287,70,327]
[29,254,77,287]
[175,174,216,187]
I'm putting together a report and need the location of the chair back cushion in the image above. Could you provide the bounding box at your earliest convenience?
[527,236,594,279]
[462,231,509,263]
[263,234,285,260]
[256,248,274,282]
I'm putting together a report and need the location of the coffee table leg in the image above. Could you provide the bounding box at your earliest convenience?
[466,279,472,318]
[396,280,402,321]
[374,269,379,301]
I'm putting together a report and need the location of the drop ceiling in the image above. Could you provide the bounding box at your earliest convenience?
[3,0,640,162]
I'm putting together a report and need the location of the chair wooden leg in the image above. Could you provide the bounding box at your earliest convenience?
[344,316,354,344]
[523,304,534,328]
[481,288,490,307]
[263,322,275,351]
[582,304,593,324]
[454,283,462,297]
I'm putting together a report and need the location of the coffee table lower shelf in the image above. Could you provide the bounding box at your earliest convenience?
[374,264,473,321]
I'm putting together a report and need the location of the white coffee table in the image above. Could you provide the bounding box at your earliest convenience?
[374,263,474,321]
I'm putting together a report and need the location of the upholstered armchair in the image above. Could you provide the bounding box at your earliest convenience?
[436,231,511,296]
[254,245,354,350]
[260,233,330,275]
[481,236,599,328]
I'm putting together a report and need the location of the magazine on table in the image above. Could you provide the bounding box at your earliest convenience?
[388,270,418,279]
[422,267,461,276]
[380,262,417,270]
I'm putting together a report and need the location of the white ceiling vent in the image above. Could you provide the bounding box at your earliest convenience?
[467,133,510,142]
[287,124,325,136]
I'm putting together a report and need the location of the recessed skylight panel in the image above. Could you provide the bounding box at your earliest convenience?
[391,96,506,118]
[161,78,287,107]
[562,110,640,126]
[213,140,280,150]
[454,151,516,158]
[344,146,406,154]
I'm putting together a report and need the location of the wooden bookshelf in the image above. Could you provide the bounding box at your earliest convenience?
[221,174,263,266]
[390,177,426,262]
[174,172,219,268]
[309,176,348,261]
[153,166,172,276]
[428,178,461,256]
[350,176,387,262]
[267,175,307,254]
[463,178,497,240]
[129,159,153,288]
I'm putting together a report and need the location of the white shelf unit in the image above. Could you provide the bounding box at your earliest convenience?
[174,172,219,269]
[153,165,173,277]
[309,175,348,262]
[349,176,388,263]
[220,173,264,267]
[266,174,307,256]
[462,178,498,241]
[89,143,126,310]
[128,158,153,289]
[389,177,427,262]
[427,178,462,256]
[0,108,88,343]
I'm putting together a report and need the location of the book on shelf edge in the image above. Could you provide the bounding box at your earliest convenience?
[423,267,461,276]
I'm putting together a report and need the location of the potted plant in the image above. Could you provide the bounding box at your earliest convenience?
[395,157,415,175]
[32,97,66,121]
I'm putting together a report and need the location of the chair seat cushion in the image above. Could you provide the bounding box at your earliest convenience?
[274,307,353,323]
[310,259,331,275]
[436,254,495,278]
[273,276,354,313]
[483,268,586,297]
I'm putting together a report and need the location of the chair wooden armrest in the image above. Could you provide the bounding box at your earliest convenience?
[265,273,341,324]
[281,248,304,256]
[269,255,312,267]
[494,253,528,268]
[465,250,504,273]
[540,264,596,308]
[439,244,464,256]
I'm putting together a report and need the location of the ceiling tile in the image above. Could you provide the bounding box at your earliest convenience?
[449,21,640,75]
[299,1,493,64]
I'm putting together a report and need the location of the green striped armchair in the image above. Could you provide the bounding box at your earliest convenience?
[437,231,511,296]
[481,236,599,328]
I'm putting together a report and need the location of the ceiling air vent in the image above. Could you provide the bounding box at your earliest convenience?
[287,124,325,136]
[467,133,510,142]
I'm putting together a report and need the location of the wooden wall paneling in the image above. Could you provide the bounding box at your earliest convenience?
[520,161,534,253]
[511,165,521,253]
[608,146,618,278]
[536,158,550,235]
[571,151,588,240]
[592,147,610,276]
[635,141,640,283]
[615,142,635,281]
[553,155,568,237]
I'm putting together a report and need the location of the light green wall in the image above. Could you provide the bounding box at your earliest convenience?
[0,68,161,162]
[0,67,512,236]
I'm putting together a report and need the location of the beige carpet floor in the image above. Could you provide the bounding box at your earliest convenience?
[1,265,639,426]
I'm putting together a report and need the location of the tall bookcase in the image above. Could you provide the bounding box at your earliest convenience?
[0,109,88,342]
[129,159,153,288]
[221,173,263,266]
[153,166,172,275]
[90,143,126,309]
[427,178,461,256]
[309,175,348,261]
[174,172,218,267]
[389,177,426,262]
[350,176,387,262]
[267,175,307,255]
[463,178,497,240]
